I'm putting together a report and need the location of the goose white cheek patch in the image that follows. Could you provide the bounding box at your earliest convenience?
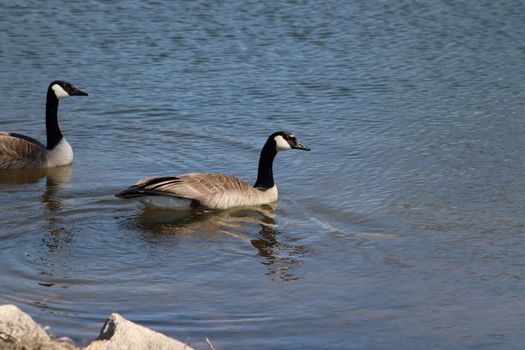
[51,84,70,99]
[274,135,292,151]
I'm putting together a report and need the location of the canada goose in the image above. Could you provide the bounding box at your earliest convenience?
[0,80,88,169]
[115,131,310,210]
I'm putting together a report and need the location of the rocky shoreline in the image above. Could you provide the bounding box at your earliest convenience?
[0,305,198,350]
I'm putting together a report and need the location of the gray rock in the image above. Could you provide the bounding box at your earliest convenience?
[85,313,194,350]
[0,305,195,350]
[0,304,50,345]
[0,304,76,350]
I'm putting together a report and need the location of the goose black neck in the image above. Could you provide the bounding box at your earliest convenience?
[254,140,277,190]
[45,88,62,149]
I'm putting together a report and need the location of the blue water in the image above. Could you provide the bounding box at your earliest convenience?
[1,1,525,349]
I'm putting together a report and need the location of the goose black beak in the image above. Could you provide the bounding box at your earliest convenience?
[73,89,88,96]
[293,143,311,151]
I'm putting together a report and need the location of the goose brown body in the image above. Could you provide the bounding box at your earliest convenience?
[115,131,310,211]
[120,174,278,210]
[0,132,47,169]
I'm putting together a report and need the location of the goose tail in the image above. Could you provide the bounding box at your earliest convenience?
[114,186,145,199]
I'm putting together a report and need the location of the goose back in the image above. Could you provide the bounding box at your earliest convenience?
[0,133,47,169]
[122,173,278,210]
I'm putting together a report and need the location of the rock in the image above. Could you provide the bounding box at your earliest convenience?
[0,304,76,350]
[0,305,194,350]
[85,313,194,350]
[0,304,50,343]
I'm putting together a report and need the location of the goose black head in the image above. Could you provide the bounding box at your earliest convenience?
[271,131,311,152]
[49,80,88,100]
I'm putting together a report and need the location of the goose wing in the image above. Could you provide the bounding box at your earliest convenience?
[137,173,253,198]
[0,132,47,169]
[117,173,258,208]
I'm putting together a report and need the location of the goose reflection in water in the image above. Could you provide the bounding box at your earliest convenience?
[251,225,309,281]
[130,204,309,281]
[0,165,74,252]
[0,164,72,187]
[40,166,74,253]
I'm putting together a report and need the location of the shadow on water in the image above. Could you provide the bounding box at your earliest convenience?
[121,203,309,281]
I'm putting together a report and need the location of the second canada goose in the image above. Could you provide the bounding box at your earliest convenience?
[0,80,88,170]
[115,131,310,210]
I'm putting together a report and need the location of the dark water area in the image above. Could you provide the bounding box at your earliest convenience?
[1,1,525,349]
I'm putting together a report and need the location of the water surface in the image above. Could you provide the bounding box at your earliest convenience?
[1,1,525,349]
